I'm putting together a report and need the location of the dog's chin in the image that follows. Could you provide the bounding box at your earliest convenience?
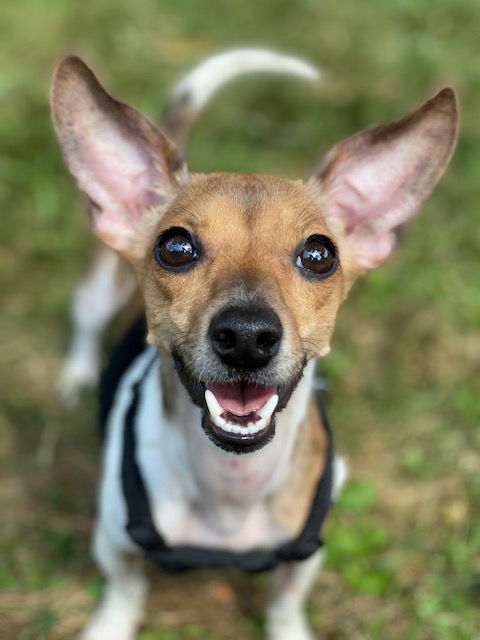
[173,353,305,455]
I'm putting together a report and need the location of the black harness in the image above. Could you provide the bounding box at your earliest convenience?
[100,317,335,574]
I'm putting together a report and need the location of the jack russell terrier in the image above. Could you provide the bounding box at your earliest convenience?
[50,49,457,640]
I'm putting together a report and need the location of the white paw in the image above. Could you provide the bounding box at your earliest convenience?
[80,613,137,640]
[57,355,99,408]
[266,614,315,640]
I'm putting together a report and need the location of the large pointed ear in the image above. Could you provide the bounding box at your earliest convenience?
[50,57,188,258]
[310,88,458,272]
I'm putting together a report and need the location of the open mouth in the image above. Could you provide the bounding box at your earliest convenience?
[204,382,279,450]
[173,352,305,454]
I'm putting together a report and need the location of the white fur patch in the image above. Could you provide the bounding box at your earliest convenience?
[332,455,349,502]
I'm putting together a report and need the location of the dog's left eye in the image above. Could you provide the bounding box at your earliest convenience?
[154,227,200,271]
[295,235,338,278]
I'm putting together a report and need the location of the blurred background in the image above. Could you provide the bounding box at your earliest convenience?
[1,1,479,638]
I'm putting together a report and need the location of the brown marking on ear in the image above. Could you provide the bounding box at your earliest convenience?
[325,88,454,151]
[318,88,458,193]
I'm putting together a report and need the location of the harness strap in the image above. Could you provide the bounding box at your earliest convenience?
[121,353,334,573]
[121,355,167,551]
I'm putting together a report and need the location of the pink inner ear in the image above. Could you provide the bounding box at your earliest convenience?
[325,152,423,269]
[328,137,423,236]
[315,88,457,271]
[345,227,397,269]
[75,123,154,216]
[88,143,150,216]
[64,117,166,252]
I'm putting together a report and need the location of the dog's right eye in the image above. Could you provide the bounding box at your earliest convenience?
[295,234,338,279]
[154,227,200,271]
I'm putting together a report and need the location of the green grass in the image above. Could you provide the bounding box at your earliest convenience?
[1,1,479,638]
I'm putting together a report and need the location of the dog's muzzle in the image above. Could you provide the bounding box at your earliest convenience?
[173,303,305,454]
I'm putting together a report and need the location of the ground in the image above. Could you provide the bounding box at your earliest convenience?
[0,1,479,638]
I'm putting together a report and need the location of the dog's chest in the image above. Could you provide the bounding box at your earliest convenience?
[160,496,277,551]
[140,398,293,550]
[166,445,292,548]
[104,348,315,554]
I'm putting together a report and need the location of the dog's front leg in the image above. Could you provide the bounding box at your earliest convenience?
[266,550,324,640]
[81,524,148,640]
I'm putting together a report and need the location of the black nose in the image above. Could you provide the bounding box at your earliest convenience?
[209,304,283,369]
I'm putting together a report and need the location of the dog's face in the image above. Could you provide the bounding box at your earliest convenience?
[51,57,458,453]
[139,173,345,451]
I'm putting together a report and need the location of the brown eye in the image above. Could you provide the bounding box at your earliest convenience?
[295,235,338,278]
[154,227,200,271]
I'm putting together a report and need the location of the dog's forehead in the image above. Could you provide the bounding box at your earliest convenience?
[164,172,330,236]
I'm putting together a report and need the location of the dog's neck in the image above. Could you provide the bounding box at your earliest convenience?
[163,358,316,535]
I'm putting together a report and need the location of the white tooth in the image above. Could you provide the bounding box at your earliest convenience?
[256,418,267,430]
[258,394,279,421]
[247,422,256,429]
[205,390,223,418]
[232,425,241,434]
[248,423,259,434]
[214,415,226,427]
[221,422,233,433]
[240,427,249,435]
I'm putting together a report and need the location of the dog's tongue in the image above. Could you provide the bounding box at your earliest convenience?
[207,382,276,415]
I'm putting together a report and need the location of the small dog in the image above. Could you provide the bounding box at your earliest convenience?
[50,50,457,640]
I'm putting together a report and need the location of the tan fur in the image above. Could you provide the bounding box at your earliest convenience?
[269,397,328,536]
[139,173,346,362]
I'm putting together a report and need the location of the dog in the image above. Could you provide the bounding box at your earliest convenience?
[50,49,458,640]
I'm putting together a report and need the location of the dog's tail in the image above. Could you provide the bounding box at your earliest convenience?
[162,48,321,148]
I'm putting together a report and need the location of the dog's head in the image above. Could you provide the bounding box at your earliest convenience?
[51,57,458,453]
